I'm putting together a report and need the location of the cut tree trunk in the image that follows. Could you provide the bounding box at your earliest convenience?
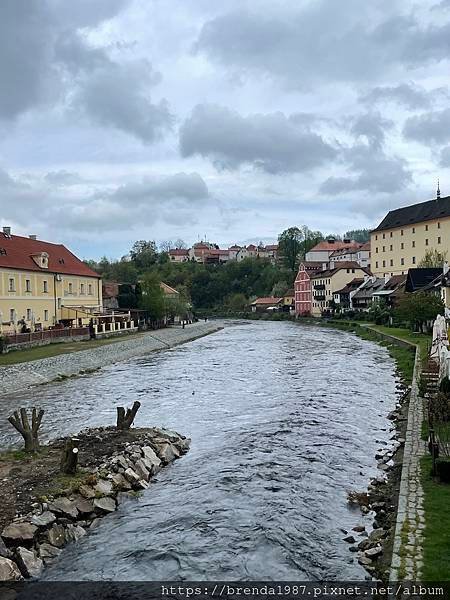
[60,437,79,474]
[116,401,141,430]
[8,407,44,453]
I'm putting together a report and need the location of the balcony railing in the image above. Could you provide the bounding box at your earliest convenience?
[314,294,326,301]
[314,284,325,290]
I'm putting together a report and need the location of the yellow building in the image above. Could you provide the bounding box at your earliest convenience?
[371,193,450,277]
[0,228,102,333]
[310,261,369,316]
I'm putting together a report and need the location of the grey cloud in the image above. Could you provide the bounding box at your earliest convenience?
[195,2,450,88]
[351,112,394,149]
[180,104,336,173]
[0,168,209,233]
[403,108,450,145]
[360,83,437,110]
[48,0,130,29]
[439,146,450,166]
[320,145,412,195]
[44,170,85,186]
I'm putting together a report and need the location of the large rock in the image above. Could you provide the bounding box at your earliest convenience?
[30,511,56,528]
[134,459,150,482]
[142,446,161,465]
[15,547,44,578]
[74,496,94,515]
[95,479,113,496]
[65,525,86,543]
[124,468,141,486]
[38,543,62,562]
[93,497,116,513]
[0,556,22,581]
[0,538,12,559]
[78,485,96,499]
[111,473,132,491]
[365,546,383,558]
[48,498,78,519]
[2,523,37,545]
[156,442,180,464]
[47,524,67,548]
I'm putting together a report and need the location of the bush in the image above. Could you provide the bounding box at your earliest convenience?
[440,376,450,397]
[429,392,450,423]
[435,459,450,483]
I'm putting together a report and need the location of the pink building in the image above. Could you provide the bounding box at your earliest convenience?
[294,261,323,316]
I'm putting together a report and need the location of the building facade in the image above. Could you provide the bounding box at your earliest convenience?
[294,262,323,316]
[310,262,369,316]
[0,229,101,333]
[371,194,450,277]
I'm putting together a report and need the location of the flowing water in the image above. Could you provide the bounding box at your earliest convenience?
[0,321,399,580]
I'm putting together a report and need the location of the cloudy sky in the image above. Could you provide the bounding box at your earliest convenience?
[1,0,449,260]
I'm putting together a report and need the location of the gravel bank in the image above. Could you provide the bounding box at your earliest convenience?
[0,322,223,397]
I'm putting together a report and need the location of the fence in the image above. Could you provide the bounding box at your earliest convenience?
[4,327,90,347]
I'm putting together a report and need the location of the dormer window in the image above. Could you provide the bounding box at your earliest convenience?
[31,252,49,269]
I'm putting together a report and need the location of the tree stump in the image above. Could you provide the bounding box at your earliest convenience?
[116,401,141,430]
[60,437,79,474]
[8,407,44,453]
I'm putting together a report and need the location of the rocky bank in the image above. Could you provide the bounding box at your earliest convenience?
[0,426,190,580]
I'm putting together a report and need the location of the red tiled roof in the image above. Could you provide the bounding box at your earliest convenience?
[251,296,284,305]
[207,249,229,256]
[308,240,360,252]
[310,261,370,279]
[169,249,189,256]
[228,245,241,251]
[0,233,100,278]
[246,244,257,251]
[360,241,371,251]
[265,244,278,251]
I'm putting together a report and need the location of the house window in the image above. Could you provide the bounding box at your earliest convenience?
[438,237,441,244]
[382,233,386,239]
[390,232,393,238]
[425,224,428,231]
[26,309,32,321]
[401,242,404,249]
[43,280,48,293]
[412,241,415,248]
[8,278,15,292]
[375,247,378,253]
[412,256,416,264]
[382,260,386,267]
[88,284,93,295]
[390,245,393,251]
[9,309,15,322]
[25,279,31,292]
[44,310,49,321]
[412,227,415,233]
[401,229,404,236]
[401,258,404,265]
[375,235,378,240]
[425,239,429,246]
[68,283,73,294]
[390,259,393,266]
[438,222,441,229]
[80,283,85,295]
[382,246,385,252]
[375,261,379,268]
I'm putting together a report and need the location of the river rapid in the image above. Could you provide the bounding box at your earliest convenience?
[0,321,399,580]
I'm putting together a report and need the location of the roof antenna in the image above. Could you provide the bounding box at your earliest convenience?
[437,178,441,200]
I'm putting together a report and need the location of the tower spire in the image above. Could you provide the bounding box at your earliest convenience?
[437,178,441,199]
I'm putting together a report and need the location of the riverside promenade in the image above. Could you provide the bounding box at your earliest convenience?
[0,322,223,397]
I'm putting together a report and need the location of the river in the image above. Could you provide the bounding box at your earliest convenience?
[0,320,399,580]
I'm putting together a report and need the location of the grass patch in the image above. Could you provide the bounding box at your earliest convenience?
[420,456,450,580]
[0,332,144,366]
[368,325,431,363]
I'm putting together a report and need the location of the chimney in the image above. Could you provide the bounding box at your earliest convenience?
[2,226,11,236]
[29,235,37,240]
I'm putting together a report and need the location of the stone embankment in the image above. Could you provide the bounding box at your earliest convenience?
[0,322,223,397]
[0,426,189,580]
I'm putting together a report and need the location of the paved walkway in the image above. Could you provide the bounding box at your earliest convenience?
[0,322,223,397]
[390,345,426,581]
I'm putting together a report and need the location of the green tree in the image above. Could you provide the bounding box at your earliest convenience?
[395,292,444,332]
[110,261,139,284]
[224,292,248,312]
[130,240,158,270]
[272,280,289,297]
[344,229,371,243]
[139,273,166,321]
[278,227,303,273]
[418,249,448,268]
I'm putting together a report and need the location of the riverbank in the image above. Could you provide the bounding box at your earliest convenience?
[0,322,223,397]
[0,425,190,580]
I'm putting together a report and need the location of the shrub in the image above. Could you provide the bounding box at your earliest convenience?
[439,376,450,397]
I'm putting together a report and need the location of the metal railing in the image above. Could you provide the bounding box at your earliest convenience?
[4,327,89,346]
